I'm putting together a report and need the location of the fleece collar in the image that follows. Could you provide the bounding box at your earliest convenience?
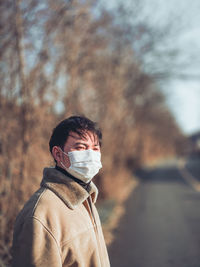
[40,167,98,210]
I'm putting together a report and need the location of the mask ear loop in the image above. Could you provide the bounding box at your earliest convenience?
[59,148,70,170]
[60,161,68,171]
[59,147,68,156]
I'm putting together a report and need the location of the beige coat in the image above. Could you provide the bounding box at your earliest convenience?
[12,167,110,267]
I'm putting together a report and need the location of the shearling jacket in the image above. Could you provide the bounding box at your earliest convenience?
[12,167,110,267]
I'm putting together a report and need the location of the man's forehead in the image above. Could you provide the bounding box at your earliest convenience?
[68,131,98,142]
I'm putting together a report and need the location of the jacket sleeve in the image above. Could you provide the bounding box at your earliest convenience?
[12,217,62,267]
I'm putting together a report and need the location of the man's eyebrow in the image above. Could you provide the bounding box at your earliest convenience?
[73,142,87,146]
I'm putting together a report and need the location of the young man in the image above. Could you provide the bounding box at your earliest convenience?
[12,116,110,267]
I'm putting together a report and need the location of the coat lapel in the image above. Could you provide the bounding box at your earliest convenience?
[41,167,98,210]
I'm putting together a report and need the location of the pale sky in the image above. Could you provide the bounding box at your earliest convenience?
[100,0,200,135]
[152,0,200,135]
[163,82,200,135]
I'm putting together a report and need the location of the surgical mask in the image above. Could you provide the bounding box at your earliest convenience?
[60,149,102,183]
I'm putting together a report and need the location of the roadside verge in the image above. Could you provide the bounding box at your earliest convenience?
[98,177,139,246]
[178,158,200,192]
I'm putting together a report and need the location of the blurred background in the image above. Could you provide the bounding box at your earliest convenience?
[0,0,200,265]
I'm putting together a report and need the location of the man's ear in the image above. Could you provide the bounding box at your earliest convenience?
[52,146,62,163]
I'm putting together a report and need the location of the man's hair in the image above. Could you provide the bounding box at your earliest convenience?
[49,115,102,153]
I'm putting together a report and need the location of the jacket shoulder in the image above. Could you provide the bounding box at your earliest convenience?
[14,187,71,230]
[14,187,46,227]
[14,187,92,244]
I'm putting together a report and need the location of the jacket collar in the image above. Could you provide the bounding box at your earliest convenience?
[40,167,98,210]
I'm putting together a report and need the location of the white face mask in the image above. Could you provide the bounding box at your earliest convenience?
[60,149,102,183]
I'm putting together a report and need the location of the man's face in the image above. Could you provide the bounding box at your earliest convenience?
[52,131,100,168]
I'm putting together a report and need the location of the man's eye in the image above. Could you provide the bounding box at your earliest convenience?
[76,146,85,150]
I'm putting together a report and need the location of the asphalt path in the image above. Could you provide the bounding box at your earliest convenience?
[108,164,200,267]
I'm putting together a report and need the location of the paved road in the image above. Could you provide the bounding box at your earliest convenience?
[108,164,200,267]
